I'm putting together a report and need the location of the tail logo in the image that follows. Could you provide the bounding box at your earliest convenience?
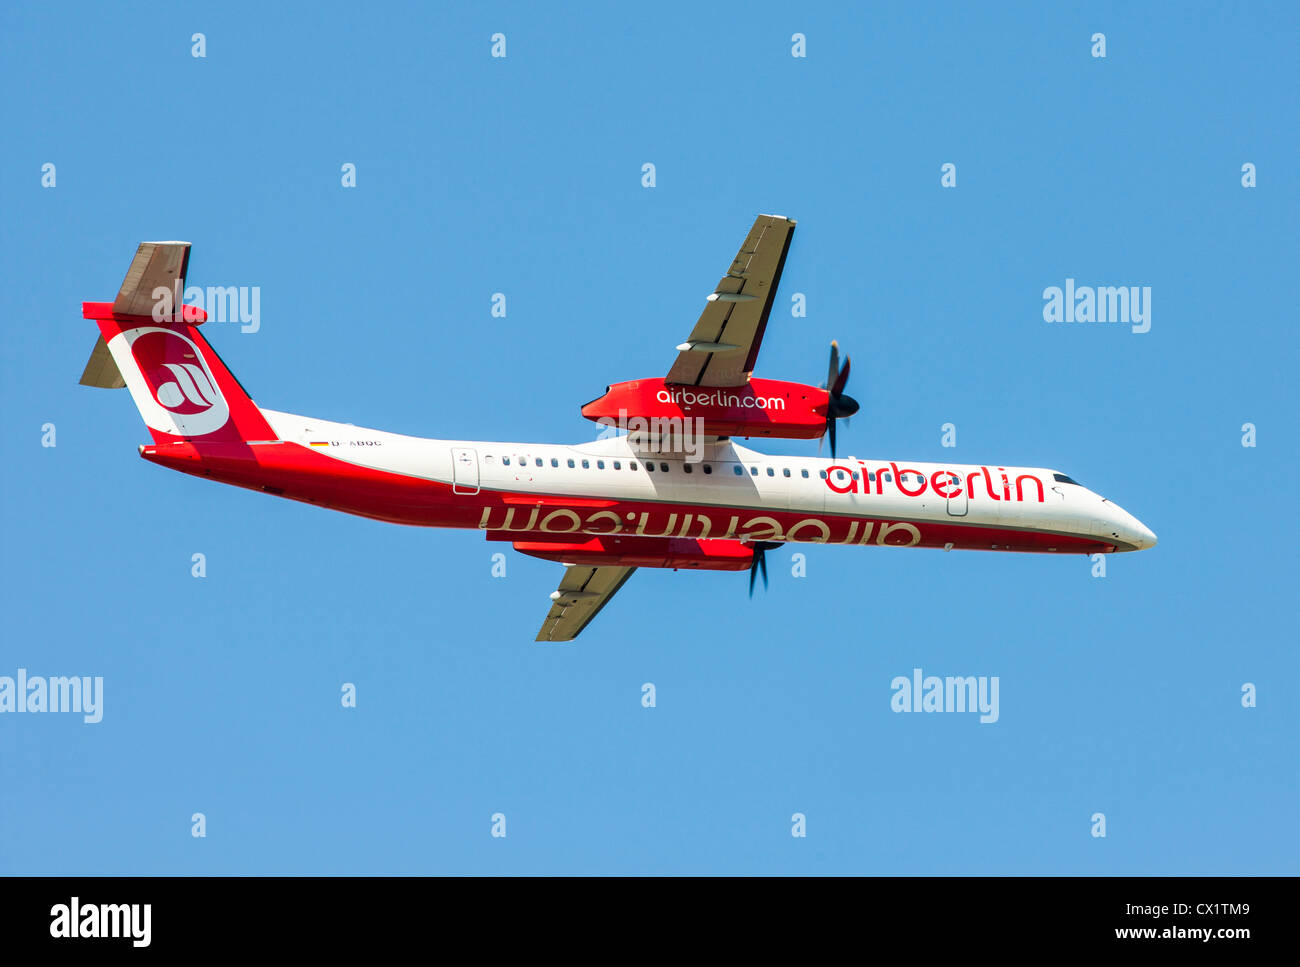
[108,327,231,436]
[151,361,219,413]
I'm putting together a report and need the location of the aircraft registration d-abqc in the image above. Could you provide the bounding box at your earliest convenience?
[80,217,1156,640]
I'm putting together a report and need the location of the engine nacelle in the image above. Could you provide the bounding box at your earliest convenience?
[580,377,828,440]
[513,536,754,571]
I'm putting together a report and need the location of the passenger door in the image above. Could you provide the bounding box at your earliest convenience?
[451,447,479,494]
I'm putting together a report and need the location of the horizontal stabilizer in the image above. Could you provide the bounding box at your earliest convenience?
[78,334,125,388]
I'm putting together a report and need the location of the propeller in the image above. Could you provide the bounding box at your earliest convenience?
[819,341,859,459]
[747,541,784,597]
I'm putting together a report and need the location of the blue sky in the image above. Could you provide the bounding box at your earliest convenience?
[1,0,1295,873]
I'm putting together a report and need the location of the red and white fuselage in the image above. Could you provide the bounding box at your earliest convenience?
[140,408,1157,557]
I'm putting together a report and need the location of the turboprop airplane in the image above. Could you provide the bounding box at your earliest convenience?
[79,218,1156,641]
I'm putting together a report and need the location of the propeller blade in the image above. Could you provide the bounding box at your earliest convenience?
[830,355,851,398]
[821,342,858,458]
[818,340,858,459]
[747,541,783,597]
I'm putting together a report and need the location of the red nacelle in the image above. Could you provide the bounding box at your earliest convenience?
[513,536,754,571]
[580,377,829,440]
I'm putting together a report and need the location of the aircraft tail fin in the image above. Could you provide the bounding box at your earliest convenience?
[80,242,276,445]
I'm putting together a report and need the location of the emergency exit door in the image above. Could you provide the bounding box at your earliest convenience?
[945,471,968,517]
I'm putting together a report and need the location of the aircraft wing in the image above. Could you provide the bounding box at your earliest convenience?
[665,214,795,387]
[112,241,191,316]
[535,565,637,642]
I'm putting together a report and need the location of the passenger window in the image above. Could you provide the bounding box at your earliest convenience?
[550,458,558,467]
[868,472,875,482]
[613,461,621,470]
[801,469,809,478]
[647,462,655,473]
[766,467,775,477]
[703,464,713,474]
[836,470,846,481]
[851,471,859,481]
[683,464,693,473]
[581,459,590,469]
[597,460,605,469]
[567,459,575,468]
[734,465,744,475]
[783,468,791,478]
[629,461,637,470]
[819,470,828,479]
[750,466,758,476]
[660,462,669,472]
[534,458,541,467]
[503,457,511,466]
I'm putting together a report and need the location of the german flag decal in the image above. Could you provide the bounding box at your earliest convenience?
[309,441,330,447]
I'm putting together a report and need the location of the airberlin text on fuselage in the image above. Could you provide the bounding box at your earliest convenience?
[478,507,922,546]
[655,388,785,410]
[825,462,1045,502]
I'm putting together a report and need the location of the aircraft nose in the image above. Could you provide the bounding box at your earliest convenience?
[1130,519,1158,550]
[1095,498,1157,551]
[1111,504,1157,551]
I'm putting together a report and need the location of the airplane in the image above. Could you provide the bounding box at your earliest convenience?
[79,217,1156,641]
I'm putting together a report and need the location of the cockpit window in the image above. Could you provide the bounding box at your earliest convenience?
[1053,473,1081,485]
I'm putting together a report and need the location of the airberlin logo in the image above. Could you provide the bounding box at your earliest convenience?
[109,327,231,436]
[655,388,786,410]
[824,462,1046,503]
[146,360,218,414]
